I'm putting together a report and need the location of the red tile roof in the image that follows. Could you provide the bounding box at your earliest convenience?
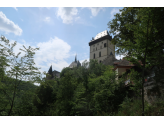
[114,59,135,67]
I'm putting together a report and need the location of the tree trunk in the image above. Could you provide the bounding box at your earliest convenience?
[8,72,17,116]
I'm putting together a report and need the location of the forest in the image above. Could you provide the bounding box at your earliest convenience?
[0,7,164,116]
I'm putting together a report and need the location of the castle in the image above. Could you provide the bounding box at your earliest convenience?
[47,30,134,80]
[48,30,155,85]
[46,30,163,104]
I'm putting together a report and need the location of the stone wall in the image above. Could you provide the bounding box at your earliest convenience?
[102,54,119,66]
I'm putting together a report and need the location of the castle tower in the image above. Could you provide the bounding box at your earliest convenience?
[46,65,60,80]
[89,30,115,63]
[69,55,81,68]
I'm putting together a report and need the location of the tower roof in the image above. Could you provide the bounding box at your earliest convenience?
[69,55,81,68]
[89,30,112,46]
[94,30,109,40]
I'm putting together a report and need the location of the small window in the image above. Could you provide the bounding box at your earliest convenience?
[99,60,101,63]
[104,43,106,47]
[99,52,101,57]
[94,53,95,59]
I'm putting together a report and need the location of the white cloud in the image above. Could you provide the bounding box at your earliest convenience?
[57,7,78,24]
[75,16,80,22]
[116,54,125,60]
[43,17,51,23]
[110,8,121,19]
[88,7,104,17]
[13,7,18,11]
[0,11,22,36]
[1,36,71,75]
[89,7,104,16]
[35,37,71,72]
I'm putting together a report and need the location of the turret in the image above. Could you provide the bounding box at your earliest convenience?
[48,65,52,75]
[47,65,53,79]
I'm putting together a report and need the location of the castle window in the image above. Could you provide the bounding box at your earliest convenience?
[104,43,106,47]
[99,52,101,57]
[94,53,95,59]
[99,60,101,63]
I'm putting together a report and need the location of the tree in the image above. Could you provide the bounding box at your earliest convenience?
[0,35,42,116]
[108,7,164,115]
[56,68,77,116]
[33,79,57,115]
[108,7,140,56]
[88,65,128,115]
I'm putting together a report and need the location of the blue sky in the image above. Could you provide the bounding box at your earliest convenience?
[0,7,124,74]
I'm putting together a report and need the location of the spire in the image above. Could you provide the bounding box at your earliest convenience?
[48,65,52,75]
[75,54,77,62]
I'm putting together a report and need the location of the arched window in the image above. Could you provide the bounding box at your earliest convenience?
[94,53,95,59]
[104,43,106,47]
[99,52,101,57]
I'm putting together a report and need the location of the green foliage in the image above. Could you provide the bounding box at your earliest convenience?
[55,67,78,116]
[116,97,164,116]
[60,67,72,78]
[1,8,164,116]
[108,7,164,115]
[0,35,42,116]
[33,79,58,115]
